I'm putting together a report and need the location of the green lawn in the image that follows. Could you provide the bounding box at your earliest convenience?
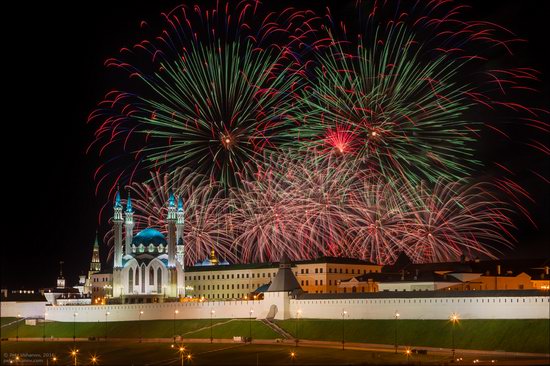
[1,318,279,340]
[275,319,550,354]
[0,341,451,365]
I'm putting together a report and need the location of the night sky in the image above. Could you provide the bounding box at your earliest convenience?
[3,1,549,290]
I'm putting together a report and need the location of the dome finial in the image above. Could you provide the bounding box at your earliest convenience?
[114,185,122,208]
[168,189,176,207]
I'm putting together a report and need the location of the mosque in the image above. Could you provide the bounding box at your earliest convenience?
[111,188,185,301]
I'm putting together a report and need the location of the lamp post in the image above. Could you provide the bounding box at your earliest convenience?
[104,312,110,340]
[290,351,296,365]
[174,310,179,343]
[73,312,78,343]
[178,346,185,366]
[341,310,347,351]
[249,309,255,343]
[43,312,48,342]
[16,313,21,342]
[394,311,400,353]
[70,349,78,366]
[295,309,302,347]
[139,310,144,343]
[210,310,215,343]
[450,313,459,361]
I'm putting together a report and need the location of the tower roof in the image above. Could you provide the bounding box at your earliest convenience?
[126,190,133,213]
[168,189,176,207]
[267,254,302,292]
[177,197,184,212]
[93,231,99,248]
[114,188,122,208]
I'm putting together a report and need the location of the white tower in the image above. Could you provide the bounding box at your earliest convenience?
[113,187,123,268]
[124,191,134,256]
[176,197,185,267]
[167,190,177,297]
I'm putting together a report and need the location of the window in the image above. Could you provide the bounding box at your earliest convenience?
[128,270,133,292]
[352,269,355,274]
[320,280,323,285]
[315,268,318,274]
[301,269,304,274]
[149,267,154,285]
[315,280,318,285]
[306,269,309,274]
[157,268,162,293]
[320,268,323,273]
[329,280,332,285]
[135,268,140,286]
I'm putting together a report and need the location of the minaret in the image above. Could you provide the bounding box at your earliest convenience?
[90,231,101,272]
[176,197,185,267]
[56,261,66,289]
[167,189,177,267]
[124,190,134,256]
[113,187,123,268]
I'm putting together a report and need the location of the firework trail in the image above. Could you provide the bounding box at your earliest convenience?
[88,0,319,192]
[291,0,549,184]
[105,168,235,265]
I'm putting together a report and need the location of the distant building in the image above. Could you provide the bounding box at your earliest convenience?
[90,270,113,304]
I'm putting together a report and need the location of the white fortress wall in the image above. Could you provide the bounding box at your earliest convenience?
[40,294,550,322]
[45,299,265,322]
[290,295,550,320]
[0,301,47,318]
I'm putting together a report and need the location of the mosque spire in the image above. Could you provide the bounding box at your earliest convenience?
[126,189,133,213]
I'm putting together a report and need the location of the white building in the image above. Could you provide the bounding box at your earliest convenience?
[112,189,185,301]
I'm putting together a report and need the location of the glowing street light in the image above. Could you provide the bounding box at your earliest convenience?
[90,355,98,365]
[139,310,144,343]
[104,312,110,340]
[249,309,254,343]
[178,346,186,366]
[290,351,296,365]
[295,309,302,347]
[73,312,78,343]
[16,314,21,342]
[341,310,348,351]
[405,348,412,364]
[210,310,215,343]
[450,313,460,360]
[70,349,79,366]
[43,311,48,342]
[394,311,400,353]
[173,310,179,343]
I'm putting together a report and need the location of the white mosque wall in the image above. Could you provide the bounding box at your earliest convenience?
[0,301,47,318]
[39,294,550,322]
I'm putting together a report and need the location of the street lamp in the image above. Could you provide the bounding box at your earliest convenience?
[16,313,21,342]
[90,355,98,365]
[70,349,78,366]
[43,312,48,342]
[210,310,215,343]
[290,351,296,365]
[450,313,459,361]
[178,346,186,366]
[394,311,400,353]
[174,310,179,343]
[139,310,144,343]
[295,309,302,347]
[186,354,192,365]
[341,310,347,351]
[73,312,78,343]
[249,309,254,343]
[104,312,110,340]
[405,348,412,364]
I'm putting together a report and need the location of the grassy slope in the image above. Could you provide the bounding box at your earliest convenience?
[275,319,550,354]
[2,318,548,353]
[0,318,279,340]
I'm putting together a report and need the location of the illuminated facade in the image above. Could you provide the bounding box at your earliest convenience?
[184,257,382,300]
[112,189,185,300]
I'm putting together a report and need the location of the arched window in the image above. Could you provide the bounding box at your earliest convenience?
[149,267,155,286]
[157,268,162,294]
[141,265,146,293]
[128,269,134,293]
[135,267,139,286]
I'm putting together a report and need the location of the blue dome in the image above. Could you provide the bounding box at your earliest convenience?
[132,228,167,246]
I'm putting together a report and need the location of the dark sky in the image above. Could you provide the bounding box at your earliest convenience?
[3,1,549,290]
